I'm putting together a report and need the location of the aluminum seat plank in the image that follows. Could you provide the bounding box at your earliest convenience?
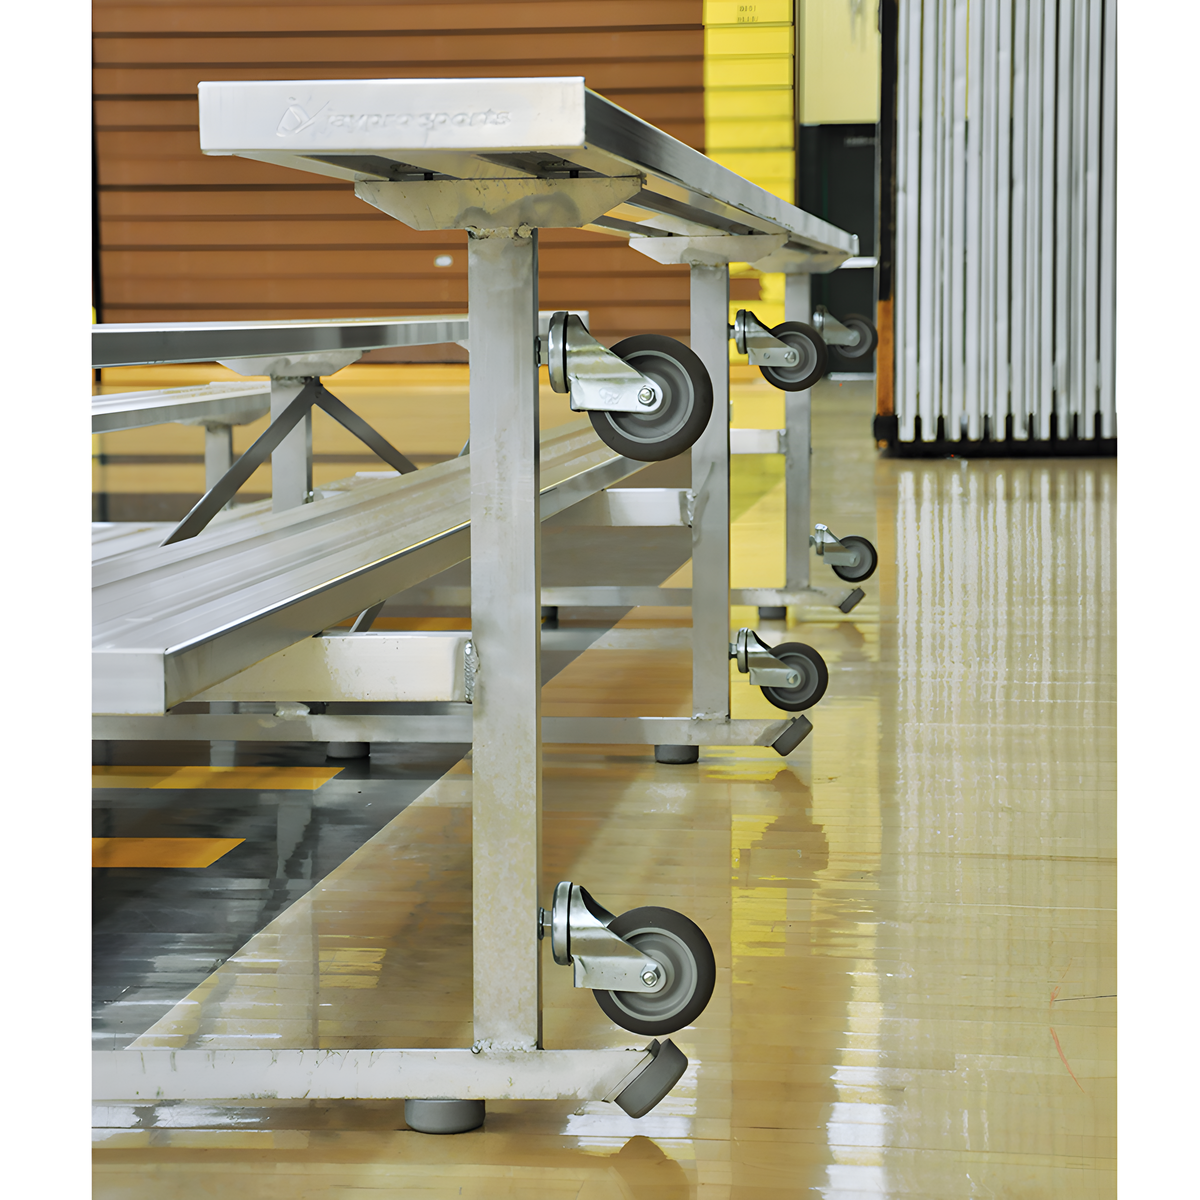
[92,383,271,433]
[196,76,857,262]
[93,420,642,714]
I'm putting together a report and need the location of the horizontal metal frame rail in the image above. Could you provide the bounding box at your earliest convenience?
[92,311,582,369]
[93,1047,654,1104]
[94,712,803,749]
[91,382,271,434]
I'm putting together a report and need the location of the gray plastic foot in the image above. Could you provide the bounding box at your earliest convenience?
[326,741,370,759]
[541,605,560,628]
[838,587,866,614]
[404,1098,485,1134]
[654,744,699,764]
[757,606,787,621]
[615,1038,688,1118]
[771,714,813,757]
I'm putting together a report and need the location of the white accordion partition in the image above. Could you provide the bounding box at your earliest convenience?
[894,0,1116,444]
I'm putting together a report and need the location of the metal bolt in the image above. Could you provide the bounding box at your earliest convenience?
[637,387,656,406]
[641,968,660,987]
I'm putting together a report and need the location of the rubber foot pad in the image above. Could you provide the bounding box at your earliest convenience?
[771,714,813,756]
[615,1039,688,1118]
[654,744,699,764]
[838,587,866,613]
[757,606,787,620]
[404,1098,485,1134]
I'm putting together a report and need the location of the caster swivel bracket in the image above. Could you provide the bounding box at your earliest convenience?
[730,309,800,368]
[540,882,668,993]
[542,312,664,415]
[810,523,858,567]
[730,628,801,689]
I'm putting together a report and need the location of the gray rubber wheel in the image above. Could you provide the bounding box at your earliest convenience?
[588,335,713,462]
[759,322,827,391]
[593,907,716,1036]
[830,535,878,583]
[759,642,828,712]
[832,313,878,361]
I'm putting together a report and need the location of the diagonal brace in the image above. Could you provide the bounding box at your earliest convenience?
[162,380,418,546]
[313,383,417,476]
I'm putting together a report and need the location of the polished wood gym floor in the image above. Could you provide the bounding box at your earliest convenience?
[93,369,1116,1197]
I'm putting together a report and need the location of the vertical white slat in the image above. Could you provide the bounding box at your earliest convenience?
[979,0,997,439]
[918,0,941,440]
[1039,0,1058,440]
[1054,0,1074,439]
[1071,0,1090,436]
[994,0,1013,439]
[936,0,952,432]
[948,0,969,440]
[1009,0,1029,439]
[902,0,924,441]
[1098,0,1116,438]
[964,0,984,440]
[894,0,910,434]
[1082,0,1103,438]
[1024,0,1044,440]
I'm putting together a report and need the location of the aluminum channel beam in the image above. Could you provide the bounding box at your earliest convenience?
[93,1047,655,1103]
[93,418,646,715]
[196,77,857,265]
[92,383,271,434]
[92,311,585,369]
[94,712,801,749]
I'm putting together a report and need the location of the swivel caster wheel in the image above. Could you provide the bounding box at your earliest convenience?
[757,322,827,391]
[831,313,878,362]
[587,335,713,462]
[758,642,829,712]
[592,907,716,1036]
[829,535,878,583]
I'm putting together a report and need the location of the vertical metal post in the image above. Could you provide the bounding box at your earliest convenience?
[783,272,812,591]
[269,377,313,511]
[467,227,542,1051]
[689,264,730,722]
[203,423,234,499]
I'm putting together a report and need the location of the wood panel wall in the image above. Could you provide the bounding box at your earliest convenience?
[93,0,755,354]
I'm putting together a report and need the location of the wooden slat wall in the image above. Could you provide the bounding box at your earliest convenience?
[94,0,755,352]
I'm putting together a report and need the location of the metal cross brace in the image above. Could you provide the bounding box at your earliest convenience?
[162,378,418,546]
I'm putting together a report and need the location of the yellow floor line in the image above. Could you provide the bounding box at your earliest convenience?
[92,838,245,868]
[92,765,341,791]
